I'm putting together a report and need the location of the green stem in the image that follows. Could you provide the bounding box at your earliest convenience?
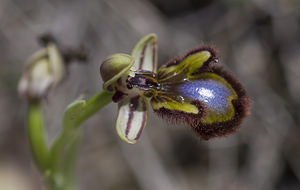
[27,101,49,172]
[46,131,81,190]
[63,133,81,190]
[48,90,113,190]
[74,90,114,127]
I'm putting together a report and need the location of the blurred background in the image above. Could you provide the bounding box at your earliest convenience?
[1,0,300,189]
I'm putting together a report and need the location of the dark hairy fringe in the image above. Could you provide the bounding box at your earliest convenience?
[154,95,250,140]
[190,64,251,140]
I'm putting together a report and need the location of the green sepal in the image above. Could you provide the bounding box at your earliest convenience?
[100,53,134,92]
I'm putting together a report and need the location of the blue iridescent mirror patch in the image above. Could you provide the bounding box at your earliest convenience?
[178,80,231,111]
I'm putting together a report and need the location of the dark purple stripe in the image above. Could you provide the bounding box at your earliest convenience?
[152,42,156,72]
[138,44,147,70]
[125,96,140,137]
[125,112,133,137]
[134,98,146,140]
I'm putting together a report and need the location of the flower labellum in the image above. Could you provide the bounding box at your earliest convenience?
[151,47,250,140]
[100,34,250,143]
[18,43,65,101]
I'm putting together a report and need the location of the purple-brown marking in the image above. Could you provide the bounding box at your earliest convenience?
[125,96,140,138]
[135,98,147,140]
[112,90,127,103]
[138,44,147,70]
[152,43,157,72]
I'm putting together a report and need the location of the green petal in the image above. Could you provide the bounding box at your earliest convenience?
[116,96,148,144]
[131,34,157,72]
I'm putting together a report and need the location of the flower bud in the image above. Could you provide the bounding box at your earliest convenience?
[18,43,65,101]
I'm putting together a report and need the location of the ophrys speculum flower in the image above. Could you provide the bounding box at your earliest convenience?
[100,34,250,144]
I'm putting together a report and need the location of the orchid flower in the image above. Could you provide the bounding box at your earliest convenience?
[100,34,250,144]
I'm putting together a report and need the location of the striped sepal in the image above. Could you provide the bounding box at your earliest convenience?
[131,34,157,73]
[116,96,148,144]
